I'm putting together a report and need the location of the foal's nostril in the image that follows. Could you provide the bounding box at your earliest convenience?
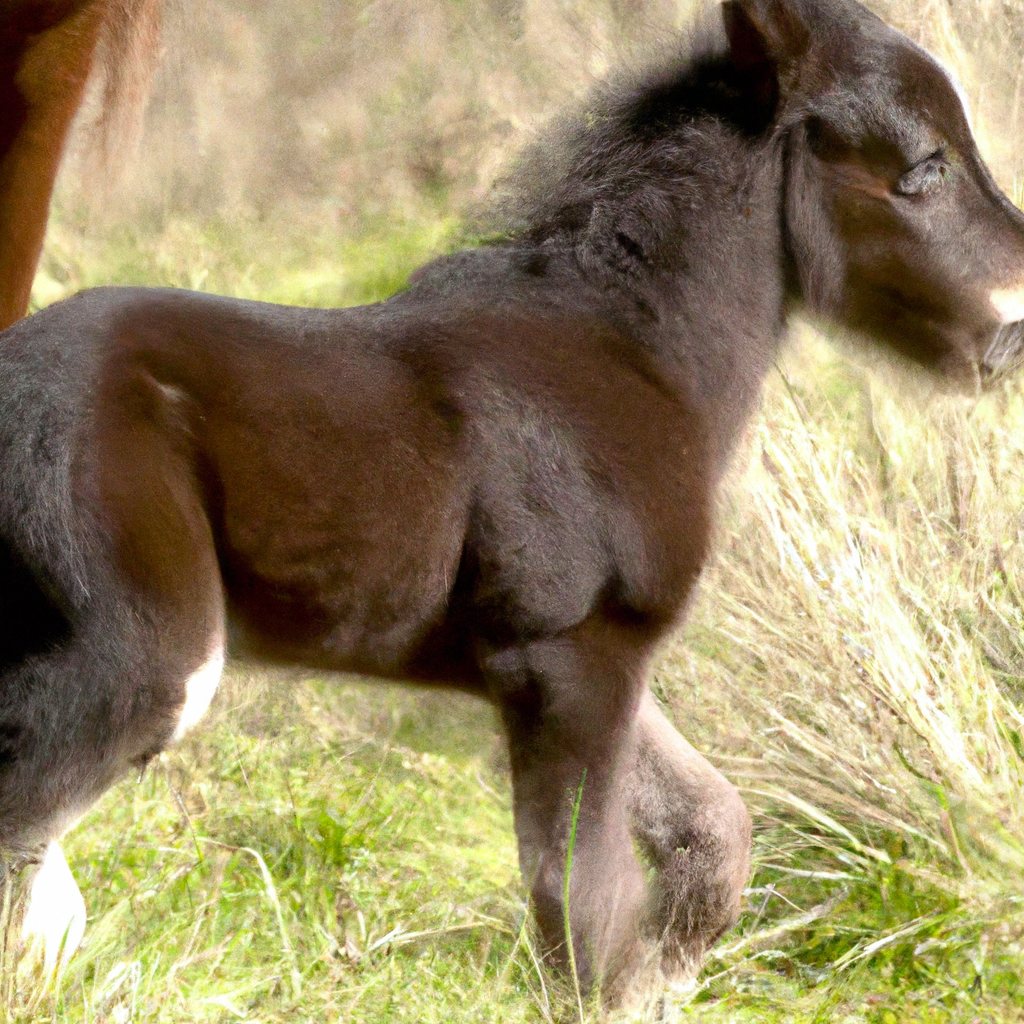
[982,321,1024,381]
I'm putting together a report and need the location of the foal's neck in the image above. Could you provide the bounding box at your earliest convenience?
[501,53,795,470]
[624,124,791,469]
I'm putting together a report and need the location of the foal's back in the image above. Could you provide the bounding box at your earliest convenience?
[0,260,707,690]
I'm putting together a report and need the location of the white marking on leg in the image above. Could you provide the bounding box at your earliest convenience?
[21,841,87,970]
[990,287,1024,325]
[172,646,225,741]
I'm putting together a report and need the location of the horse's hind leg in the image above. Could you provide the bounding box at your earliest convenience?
[0,2,108,329]
[20,841,87,970]
[6,379,225,965]
[12,583,223,968]
[626,689,752,976]
[480,618,649,995]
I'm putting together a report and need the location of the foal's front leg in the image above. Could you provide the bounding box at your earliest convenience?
[480,618,649,994]
[626,689,752,976]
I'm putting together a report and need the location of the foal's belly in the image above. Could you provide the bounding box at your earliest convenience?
[200,389,473,681]
[220,525,467,681]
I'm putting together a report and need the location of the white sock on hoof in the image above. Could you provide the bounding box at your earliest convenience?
[21,840,87,969]
[173,646,225,741]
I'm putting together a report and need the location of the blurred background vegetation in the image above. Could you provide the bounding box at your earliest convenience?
[6,1,1024,1022]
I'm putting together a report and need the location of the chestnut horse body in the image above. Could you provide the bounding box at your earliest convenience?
[0,0,160,330]
[3,0,1024,1003]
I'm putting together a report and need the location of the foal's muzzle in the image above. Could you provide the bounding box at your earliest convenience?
[981,321,1024,384]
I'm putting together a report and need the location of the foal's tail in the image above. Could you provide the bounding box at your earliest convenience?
[0,535,71,674]
[0,299,104,673]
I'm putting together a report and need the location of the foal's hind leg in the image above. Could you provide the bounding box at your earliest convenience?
[20,841,87,970]
[10,382,226,966]
[480,617,650,995]
[626,689,751,976]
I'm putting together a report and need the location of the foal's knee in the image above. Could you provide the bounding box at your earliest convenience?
[627,693,752,967]
[525,816,647,992]
[650,780,751,960]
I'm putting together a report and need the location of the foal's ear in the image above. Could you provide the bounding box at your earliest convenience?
[722,0,811,90]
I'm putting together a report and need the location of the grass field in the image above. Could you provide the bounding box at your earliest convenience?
[1,203,1021,1024]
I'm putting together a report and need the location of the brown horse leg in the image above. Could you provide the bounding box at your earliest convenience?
[481,618,650,995]
[13,389,225,968]
[626,688,752,977]
[0,1,109,329]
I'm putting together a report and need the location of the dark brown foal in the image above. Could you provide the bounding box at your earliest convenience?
[3,0,1024,1003]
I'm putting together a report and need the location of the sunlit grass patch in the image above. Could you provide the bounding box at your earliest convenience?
[1,671,561,1023]
[30,207,461,313]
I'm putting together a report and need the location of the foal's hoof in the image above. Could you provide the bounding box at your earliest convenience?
[20,842,87,971]
[600,938,702,1016]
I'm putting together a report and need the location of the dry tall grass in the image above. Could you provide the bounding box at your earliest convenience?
[662,330,1024,1013]
[61,0,1024,226]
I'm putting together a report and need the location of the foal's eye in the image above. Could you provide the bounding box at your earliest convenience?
[895,152,949,196]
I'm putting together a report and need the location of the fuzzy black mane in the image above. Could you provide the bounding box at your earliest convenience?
[486,25,776,252]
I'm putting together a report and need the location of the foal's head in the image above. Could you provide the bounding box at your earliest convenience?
[728,0,1024,388]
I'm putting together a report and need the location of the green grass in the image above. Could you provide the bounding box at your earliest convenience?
[4,208,1024,1022]
[31,205,462,312]
[3,670,550,1022]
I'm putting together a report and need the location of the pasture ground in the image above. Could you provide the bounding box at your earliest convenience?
[2,206,1023,1023]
